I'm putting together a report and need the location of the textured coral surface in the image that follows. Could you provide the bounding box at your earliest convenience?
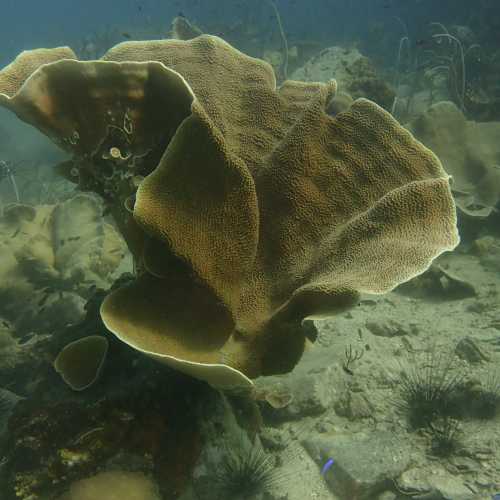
[0,35,459,388]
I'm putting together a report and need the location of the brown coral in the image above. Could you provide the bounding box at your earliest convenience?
[409,101,500,218]
[0,35,459,389]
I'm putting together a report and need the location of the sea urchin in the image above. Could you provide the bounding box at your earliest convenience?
[393,351,465,429]
[214,432,283,499]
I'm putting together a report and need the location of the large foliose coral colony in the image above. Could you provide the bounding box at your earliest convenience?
[0,35,459,391]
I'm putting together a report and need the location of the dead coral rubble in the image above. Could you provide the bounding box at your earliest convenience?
[0,35,459,390]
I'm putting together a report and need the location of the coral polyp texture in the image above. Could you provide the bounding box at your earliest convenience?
[0,35,459,389]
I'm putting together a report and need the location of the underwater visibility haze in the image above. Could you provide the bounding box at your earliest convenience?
[0,0,500,499]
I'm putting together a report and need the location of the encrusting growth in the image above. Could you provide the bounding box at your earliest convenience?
[0,35,459,390]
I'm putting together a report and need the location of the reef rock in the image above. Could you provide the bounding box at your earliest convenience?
[304,430,412,499]
[291,46,395,110]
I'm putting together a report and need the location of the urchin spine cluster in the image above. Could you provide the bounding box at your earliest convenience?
[394,351,465,429]
[394,351,500,457]
[213,433,283,499]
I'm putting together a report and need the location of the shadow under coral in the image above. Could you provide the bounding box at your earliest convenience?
[2,300,209,500]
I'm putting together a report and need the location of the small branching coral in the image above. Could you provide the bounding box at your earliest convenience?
[393,351,466,429]
[342,343,364,376]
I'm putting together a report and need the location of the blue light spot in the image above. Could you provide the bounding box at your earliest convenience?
[321,458,335,475]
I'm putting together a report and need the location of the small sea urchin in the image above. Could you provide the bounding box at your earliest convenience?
[393,351,465,429]
[462,369,500,419]
[429,417,462,457]
[213,432,283,500]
